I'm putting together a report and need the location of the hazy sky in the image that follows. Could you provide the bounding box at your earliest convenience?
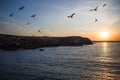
[0,0,120,41]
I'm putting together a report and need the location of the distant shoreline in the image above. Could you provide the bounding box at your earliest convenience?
[0,34,93,50]
[93,41,120,42]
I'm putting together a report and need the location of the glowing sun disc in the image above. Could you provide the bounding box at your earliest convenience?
[100,32,109,39]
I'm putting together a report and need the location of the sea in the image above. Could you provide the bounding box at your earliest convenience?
[0,42,120,80]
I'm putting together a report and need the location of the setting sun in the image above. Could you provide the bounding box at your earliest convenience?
[100,32,109,39]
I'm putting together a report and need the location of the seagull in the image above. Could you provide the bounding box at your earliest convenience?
[19,6,25,10]
[103,4,107,7]
[67,13,75,18]
[31,15,36,18]
[26,23,30,25]
[38,30,41,33]
[95,18,98,22]
[9,13,13,17]
[90,5,98,11]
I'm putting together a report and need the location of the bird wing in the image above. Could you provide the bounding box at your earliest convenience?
[67,16,70,18]
[90,9,94,11]
[71,13,75,17]
[95,19,98,22]
[72,13,75,15]
[103,4,107,7]
[26,23,30,25]
[31,15,34,17]
[31,15,36,17]
[95,5,98,9]
[38,30,41,33]
[19,6,24,10]
[9,13,13,17]
[22,6,24,8]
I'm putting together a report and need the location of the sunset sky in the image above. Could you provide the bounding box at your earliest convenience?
[0,0,120,41]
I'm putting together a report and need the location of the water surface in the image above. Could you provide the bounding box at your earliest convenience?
[0,42,120,80]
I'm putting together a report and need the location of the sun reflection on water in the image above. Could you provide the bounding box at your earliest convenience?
[102,42,108,55]
[98,42,112,62]
[91,42,119,80]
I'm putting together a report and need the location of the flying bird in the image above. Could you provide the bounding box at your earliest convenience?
[31,15,36,18]
[19,6,25,10]
[90,5,98,11]
[9,13,13,17]
[38,30,41,33]
[95,18,98,22]
[103,4,107,7]
[26,23,30,25]
[67,13,75,18]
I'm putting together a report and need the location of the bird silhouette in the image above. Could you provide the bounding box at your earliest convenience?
[26,23,30,25]
[9,13,13,17]
[90,5,98,11]
[67,13,75,18]
[38,30,41,33]
[95,18,98,22]
[19,6,25,10]
[103,4,107,7]
[31,15,36,18]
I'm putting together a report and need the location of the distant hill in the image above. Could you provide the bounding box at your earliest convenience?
[0,34,93,50]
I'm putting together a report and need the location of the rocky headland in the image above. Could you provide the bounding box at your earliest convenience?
[0,34,93,50]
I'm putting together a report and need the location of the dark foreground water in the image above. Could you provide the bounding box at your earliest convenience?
[0,42,120,80]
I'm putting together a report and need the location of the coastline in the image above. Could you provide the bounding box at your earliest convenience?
[0,34,93,50]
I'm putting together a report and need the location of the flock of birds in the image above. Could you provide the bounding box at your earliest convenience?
[8,3,107,36]
[9,6,41,33]
[9,6,36,24]
[67,3,107,22]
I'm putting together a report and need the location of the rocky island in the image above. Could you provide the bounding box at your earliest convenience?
[0,34,93,50]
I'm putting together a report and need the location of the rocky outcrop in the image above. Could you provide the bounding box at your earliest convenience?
[0,34,93,50]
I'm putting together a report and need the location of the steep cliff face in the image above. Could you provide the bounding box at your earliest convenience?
[0,34,93,50]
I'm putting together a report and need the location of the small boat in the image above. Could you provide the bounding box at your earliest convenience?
[39,48,44,51]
